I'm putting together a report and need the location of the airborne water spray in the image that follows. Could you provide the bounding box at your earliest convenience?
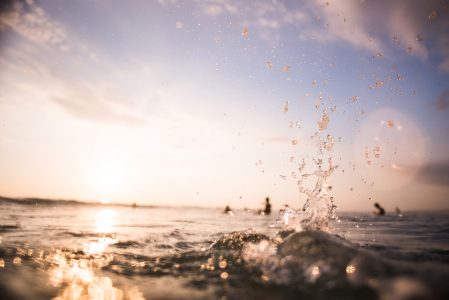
[276,109,338,232]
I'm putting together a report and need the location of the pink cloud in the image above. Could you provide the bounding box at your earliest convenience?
[0,0,69,50]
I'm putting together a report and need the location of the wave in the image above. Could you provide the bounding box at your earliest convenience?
[99,229,448,299]
[242,230,449,299]
[0,224,20,232]
[0,196,87,206]
[0,196,161,209]
[112,241,142,249]
[1,228,448,299]
[60,231,117,238]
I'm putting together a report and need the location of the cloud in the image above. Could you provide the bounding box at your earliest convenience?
[173,0,449,70]
[383,1,429,59]
[0,0,70,50]
[51,90,147,126]
[203,4,223,16]
[434,90,449,111]
[313,0,449,68]
[416,161,449,186]
[306,0,383,54]
[171,0,311,42]
[0,43,158,126]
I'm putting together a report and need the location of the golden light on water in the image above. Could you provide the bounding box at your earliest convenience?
[46,208,145,300]
[94,209,116,234]
[220,271,229,280]
[84,237,116,255]
[84,209,118,255]
[13,257,21,265]
[346,264,356,274]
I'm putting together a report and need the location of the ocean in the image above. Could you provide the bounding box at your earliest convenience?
[0,198,448,300]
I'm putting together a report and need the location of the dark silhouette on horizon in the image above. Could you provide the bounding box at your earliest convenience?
[224,205,232,214]
[374,202,385,216]
[263,197,271,215]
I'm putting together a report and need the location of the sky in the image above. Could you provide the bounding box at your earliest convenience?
[0,0,448,211]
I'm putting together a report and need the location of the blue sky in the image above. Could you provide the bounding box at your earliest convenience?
[0,0,448,211]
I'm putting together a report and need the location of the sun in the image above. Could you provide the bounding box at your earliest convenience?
[88,158,128,201]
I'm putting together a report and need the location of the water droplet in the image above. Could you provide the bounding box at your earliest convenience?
[393,36,400,44]
[261,274,270,282]
[317,111,330,131]
[365,147,371,159]
[175,21,184,29]
[219,260,227,269]
[284,100,289,113]
[428,10,437,21]
[266,61,273,69]
[373,146,381,158]
[346,265,356,274]
[13,257,21,265]
[375,81,384,88]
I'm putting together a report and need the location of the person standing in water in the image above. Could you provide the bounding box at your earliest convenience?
[224,205,232,214]
[374,202,385,216]
[263,197,271,215]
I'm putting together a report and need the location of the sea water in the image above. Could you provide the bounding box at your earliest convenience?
[0,199,448,300]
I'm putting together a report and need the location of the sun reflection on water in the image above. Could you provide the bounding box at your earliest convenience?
[47,208,145,300]
[84,209,118,255]
[94,209,116,234]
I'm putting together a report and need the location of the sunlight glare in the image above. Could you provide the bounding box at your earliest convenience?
[88,159,128,200]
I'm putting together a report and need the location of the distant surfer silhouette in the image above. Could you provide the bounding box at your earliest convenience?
[263,197,271,215]
[224,205,232,214]
[374,202,385,216]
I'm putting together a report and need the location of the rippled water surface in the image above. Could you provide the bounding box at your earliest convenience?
[1,201,448,300]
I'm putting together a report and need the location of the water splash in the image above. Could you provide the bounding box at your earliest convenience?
[274,110,338,232]
[277,157,337,232]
